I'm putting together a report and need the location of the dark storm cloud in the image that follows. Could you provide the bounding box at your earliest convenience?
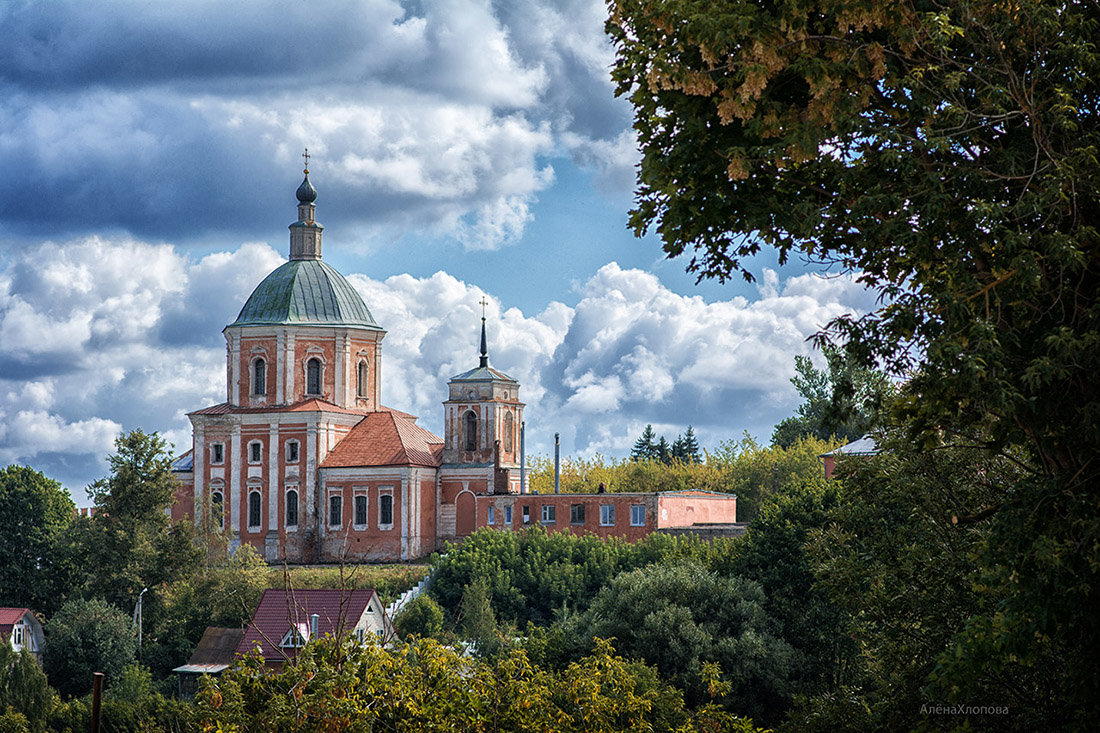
[0,0,634,249]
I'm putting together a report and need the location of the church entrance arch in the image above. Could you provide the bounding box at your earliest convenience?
[456,492,476,537]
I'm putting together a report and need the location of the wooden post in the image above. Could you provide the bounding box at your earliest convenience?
[91,672,104,733]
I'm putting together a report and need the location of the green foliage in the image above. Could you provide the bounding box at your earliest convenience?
[801,435,1062,729]
[195,635,769,732]
[275,564,427,603]
[58,430,202,620]
[708,434,840,521]
[609,0,1100,717]
[457,577,503,657]
[0,466,75,615]
[45,598,137,699]
[0,645,52,733]
[769,347,893,448]
[558,562,798,724]
[716,481,855,698]
[431,527,719,627]
[631,425,703,464]
[394,594,445,640]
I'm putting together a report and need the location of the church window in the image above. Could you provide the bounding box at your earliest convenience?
[211,443,224,465]
[357,360,369,398]
[329,495,342,527]
[379,492,393,527]
[248,490,262,528]
[249,441,262,463]
[354,494,368,528]
[504,413,514,452]
[252,358,266,396]
[286,489,299,527]
[464,411,478,451]
[306,358,322,395]
[211,491,224,529]
[286,440,299,463]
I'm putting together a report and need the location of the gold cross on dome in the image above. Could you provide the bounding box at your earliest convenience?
[302,148,310,172]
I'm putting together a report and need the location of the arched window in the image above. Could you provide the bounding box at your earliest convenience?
[211,490,224,530]
[248,490,262,528]
[252,358,266,396]
[464,410,478,451]
[357,360,369,398]
[306,357,321,395]
[504,413,514,452]
[286,489,299,527]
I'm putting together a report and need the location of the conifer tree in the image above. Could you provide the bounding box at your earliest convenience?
[631,424,658,461]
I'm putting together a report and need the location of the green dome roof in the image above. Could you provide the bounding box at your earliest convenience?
[230,259,381,329]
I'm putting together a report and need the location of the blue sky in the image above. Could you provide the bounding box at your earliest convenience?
[0,0,876,503]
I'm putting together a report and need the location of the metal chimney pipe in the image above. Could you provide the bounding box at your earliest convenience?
[554,432,560,494]
[520,421,526,494]
[310,613,319,641]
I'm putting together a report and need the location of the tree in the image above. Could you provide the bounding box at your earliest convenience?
[45,598,137,698]
[770,347,892,448]
[0,466,75,615]
[631,424,659,461]
[0,645,52,733]
[58,430,201,623]
[394,594,445,640]
[608,0,1100,714]
[560,561,799,724]
[671,426,702,463]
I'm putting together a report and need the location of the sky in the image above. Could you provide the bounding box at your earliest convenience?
[0,0,877,504]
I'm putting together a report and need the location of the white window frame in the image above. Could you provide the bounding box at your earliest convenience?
[12,625,23,647]
[487,505,496,525]
[378,489,394,529]
[247,488,262,530]
[305,355,324,396]
[329,493,343,528]
[210,487,225,529]
[353,492,368,529]
[285,440,300,463]
[211,443,225,465]
[600,504,616,526]
[357,359,369,398]
[504,505,513,525]
[540,504,556,524]
[285,487,299,529]
[631,504,645,526]
[251,356,267,396]
[248,440,263,464]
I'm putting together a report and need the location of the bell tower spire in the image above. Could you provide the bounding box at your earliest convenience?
[479,297,489,368]
[289,149,323,260]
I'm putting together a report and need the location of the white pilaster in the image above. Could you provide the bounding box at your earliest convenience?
[268,424,279,530]
[193,423,205,528]
[229,424,241,533]
[275,330,286,405]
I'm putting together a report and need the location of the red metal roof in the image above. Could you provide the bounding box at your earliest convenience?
[190,398,368,417]
[236,589,379,662]
[322,410,443,468]
[0,608,30,636]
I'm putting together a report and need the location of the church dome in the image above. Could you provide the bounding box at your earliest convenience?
[230,259,381,329]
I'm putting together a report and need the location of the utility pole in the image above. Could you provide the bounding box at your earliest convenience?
[133,587,148,651]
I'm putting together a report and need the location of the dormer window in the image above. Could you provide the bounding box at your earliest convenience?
[306,358,322,395]
[252,358,266,396]
[279,626,308,648]
[464,410,478,451]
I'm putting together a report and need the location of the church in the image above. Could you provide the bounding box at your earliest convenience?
[169,162,737,562]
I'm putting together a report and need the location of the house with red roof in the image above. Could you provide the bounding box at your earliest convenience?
[169,165,738,563]
[235,589,392,668]
[0,608,44,662]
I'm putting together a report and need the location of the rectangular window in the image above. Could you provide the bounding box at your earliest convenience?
[504,505,513,525]
[285,488,299,528]
[487,505,496,525]
[570,504,585,524]
[286,441,299,463]
[522,506,531,524]
[12,626,23,647]
[329,495,342,527]
[379,492,393,527]
[212,443,224,464]
[631,504,645,526]
[541,505,556,524]
[354,494,368,527]
[250,442,262,463]
[600,504,615,526]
